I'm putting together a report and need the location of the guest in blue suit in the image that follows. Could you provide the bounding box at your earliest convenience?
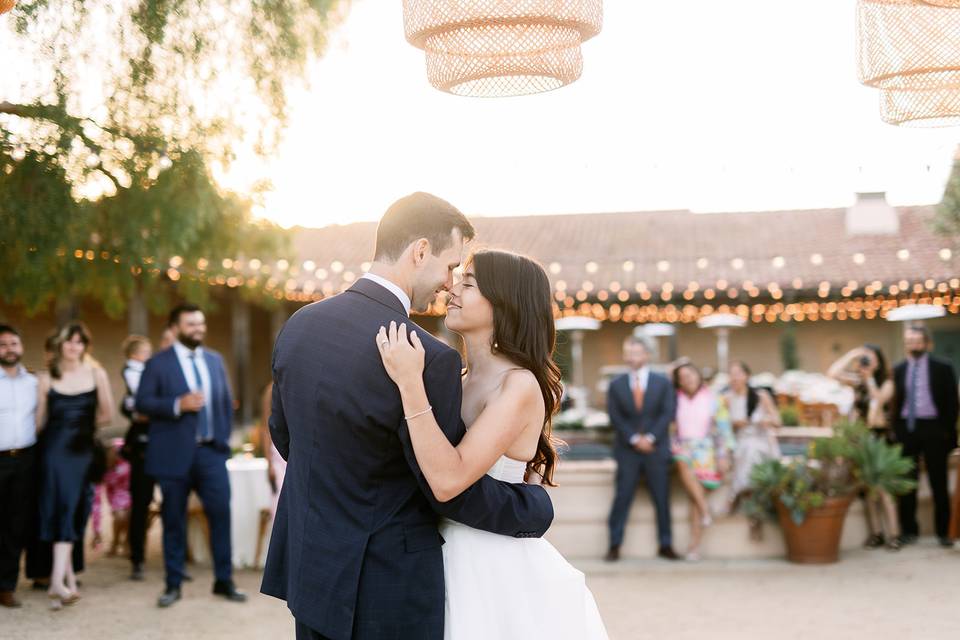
[136,303,247,608]
[261,193,554,640]
[605,335,679,561]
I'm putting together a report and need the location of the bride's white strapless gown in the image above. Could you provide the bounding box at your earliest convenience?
[439,456,609,639]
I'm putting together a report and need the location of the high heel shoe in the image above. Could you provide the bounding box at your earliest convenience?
[48,590,80,610]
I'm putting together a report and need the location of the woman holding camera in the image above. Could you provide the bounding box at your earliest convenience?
[828,344,900,550]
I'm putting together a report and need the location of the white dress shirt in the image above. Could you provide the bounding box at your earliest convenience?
[630,366,650,394]
[123,359,145,395]
[172,341,213,423]
[0,365,38,450]
[122,358,145,414]
[361,273,411,316]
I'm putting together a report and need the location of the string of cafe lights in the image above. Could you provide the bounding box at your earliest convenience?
[553,290,960,325]
[65,246,960,321]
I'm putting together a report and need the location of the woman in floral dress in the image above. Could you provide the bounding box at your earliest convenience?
[672,362,734,561]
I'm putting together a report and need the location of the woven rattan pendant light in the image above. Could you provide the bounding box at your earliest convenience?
[0,0,16,16]
[880,86,960,126]
[402,0,603,97]
[857,0,960,126]
[857,0,960,91]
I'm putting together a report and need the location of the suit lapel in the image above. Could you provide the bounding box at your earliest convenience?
[164,347,191,396]
[203,351,219,394]
[618,374,637,416]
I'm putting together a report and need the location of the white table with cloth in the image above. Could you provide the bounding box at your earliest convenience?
[186,456,275,568]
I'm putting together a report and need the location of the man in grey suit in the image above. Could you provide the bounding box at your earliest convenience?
[605,336,678,561]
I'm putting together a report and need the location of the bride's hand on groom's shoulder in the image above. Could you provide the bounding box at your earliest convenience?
[376,321,425,385]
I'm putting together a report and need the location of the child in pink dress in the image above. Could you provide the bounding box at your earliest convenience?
[92,439,132,556]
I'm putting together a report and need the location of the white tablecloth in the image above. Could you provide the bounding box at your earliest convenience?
[187,456,274,568]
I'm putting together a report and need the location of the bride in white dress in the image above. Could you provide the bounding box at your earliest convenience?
[377,249,608,640]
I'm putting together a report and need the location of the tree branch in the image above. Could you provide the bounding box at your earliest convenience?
[0,101,127,192]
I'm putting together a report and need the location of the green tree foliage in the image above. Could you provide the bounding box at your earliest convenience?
[0,0,343,316]
[935,152,960,241]
[779,323,799,371]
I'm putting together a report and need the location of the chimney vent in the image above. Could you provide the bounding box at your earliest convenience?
[846,192,899,235]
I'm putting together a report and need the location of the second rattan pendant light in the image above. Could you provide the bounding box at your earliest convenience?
[402,0,603,97]
[857,0,960,126]
[879,86,960,126]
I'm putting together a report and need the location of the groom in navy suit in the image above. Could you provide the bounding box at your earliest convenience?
[261,193,555,640]
[136,304,247,607]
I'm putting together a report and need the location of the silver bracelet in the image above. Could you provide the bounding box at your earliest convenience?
[405,405,433,421]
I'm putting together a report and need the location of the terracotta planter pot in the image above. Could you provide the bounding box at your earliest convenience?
[775,494,854,564]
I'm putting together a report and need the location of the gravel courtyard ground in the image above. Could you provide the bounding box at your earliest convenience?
[4,538,957,640]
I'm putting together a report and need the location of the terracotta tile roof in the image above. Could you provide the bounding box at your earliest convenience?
[289,205,957,302]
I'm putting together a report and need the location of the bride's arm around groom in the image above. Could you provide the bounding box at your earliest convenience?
[267,326,553,538]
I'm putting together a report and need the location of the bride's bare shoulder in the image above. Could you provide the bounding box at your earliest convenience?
[498,368,540,401]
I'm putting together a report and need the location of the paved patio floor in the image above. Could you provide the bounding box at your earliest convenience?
[4,538,956,640]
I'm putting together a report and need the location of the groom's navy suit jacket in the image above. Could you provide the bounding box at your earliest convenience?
[261,278,554,640]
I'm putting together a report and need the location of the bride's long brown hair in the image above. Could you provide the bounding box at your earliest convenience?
[469,250,564,486]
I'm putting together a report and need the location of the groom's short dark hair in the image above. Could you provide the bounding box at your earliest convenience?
[374,192,476,262]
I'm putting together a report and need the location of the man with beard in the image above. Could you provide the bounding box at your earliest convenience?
[0,325,38,608]
[892,323,959,547]
[136,304,246,608]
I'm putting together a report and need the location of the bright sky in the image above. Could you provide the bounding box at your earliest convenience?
[222,0,960,229]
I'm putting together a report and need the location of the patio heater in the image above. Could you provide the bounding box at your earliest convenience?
[635,323,676,364]
[696,313,747,373]
[556,316,601,411]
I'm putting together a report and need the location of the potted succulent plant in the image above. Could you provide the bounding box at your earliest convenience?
[745,422,915,564]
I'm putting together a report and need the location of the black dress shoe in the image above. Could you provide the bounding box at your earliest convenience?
[212,580,247,603]
[897,534,918,546]
[157,587,181,608]
[939,537,955,548]
[658,546,681,561]
[131,563,144,581]
[604,546,621,562]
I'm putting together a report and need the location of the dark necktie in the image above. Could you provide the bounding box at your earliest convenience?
[189,353,212,442]
[907,360,919,433]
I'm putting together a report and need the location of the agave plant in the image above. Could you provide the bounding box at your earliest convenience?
[746,420,916,525]
[849,433,917,498]
[745,458,828,525]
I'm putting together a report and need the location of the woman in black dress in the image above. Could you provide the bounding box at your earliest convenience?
[35,324,114,608]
